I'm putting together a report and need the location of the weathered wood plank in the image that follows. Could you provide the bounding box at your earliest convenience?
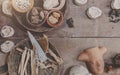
[46,0,120,38]
[49,38,120,75]
[0,0,120,38]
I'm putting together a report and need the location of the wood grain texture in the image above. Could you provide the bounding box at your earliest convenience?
[0,0,120,75]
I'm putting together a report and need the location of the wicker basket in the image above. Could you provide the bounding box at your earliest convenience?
[13,0,68,32]
[7,38,64,75]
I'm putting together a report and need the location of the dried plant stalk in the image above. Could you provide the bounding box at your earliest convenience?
[48,49,63,64]
[31,50,36,75]
[40,34,63,64]
[16,48,23,53]
[25,69,27,75]
[21,50,30,75]
[18,48,27,74]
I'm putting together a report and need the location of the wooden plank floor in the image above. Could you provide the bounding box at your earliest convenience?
[49,38,120,75]
[46,0,120,38]
[0,0,120,75]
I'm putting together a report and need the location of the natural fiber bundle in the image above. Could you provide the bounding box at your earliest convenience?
[8,38,64,75]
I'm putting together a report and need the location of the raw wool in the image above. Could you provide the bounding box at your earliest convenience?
[69,65,92,75]
[49,16,58,24]
[1,26,15,38]
[40,11,45,20]
[48,11,61,24]
[78,47,107,74]
[2,0,13,16]
[74,0,88,5]
[31,8,40,24]
[30,7,45,24]
[1,40,15,53]
[87,6,102,19]
[53,12,61,19]
[15,0,30,10]
[43,0,59,10]
[31,17,40,24]
[31,8,39,16]
[111,0,120,9]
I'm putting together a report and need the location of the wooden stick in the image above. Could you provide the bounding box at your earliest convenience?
[31,50,36,75]
[33,45,40,75]
[18,48,27,74]
[41,35,63,64]
[18,60,22,74]
[21,50,30,75]
[16,48,24,53]
[25,69,27,75]
[48,49,63,64]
